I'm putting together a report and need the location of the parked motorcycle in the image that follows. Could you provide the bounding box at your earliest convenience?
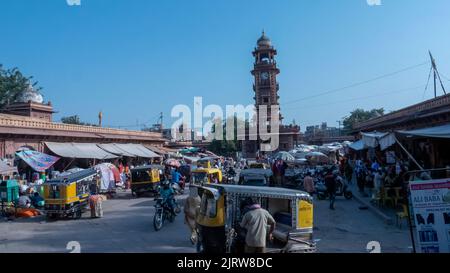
[316,177,353,200]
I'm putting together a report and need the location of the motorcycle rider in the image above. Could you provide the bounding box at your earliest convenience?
[171,167,185,191]
[226,166,237,183]
[159,180,176,215]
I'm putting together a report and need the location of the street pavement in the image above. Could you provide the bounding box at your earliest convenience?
[0,185,412,253]
[313,194,412,253]
[0,190,195,253]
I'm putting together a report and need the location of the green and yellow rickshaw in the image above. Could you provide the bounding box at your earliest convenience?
[43,168,99,219]
[191,168,223,185]
[130,165,164,197]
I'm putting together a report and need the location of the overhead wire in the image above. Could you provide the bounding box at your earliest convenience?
[281,61,429,106]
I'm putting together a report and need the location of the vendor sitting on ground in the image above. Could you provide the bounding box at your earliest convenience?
[18,193,32,208]
[30,192,45,208]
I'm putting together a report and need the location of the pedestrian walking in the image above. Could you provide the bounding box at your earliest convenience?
[303,172,315,196]
[324,170,337,210]
[184,186,201,245]
[344,161,353,185]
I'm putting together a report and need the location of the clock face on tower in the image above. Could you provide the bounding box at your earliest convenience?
[261,72,269,80]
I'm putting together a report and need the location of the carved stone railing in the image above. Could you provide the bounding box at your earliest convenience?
[0,114,163,139]
[354,93,450,130]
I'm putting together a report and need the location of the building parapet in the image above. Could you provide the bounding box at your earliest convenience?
[0,114,163,140]
[353,93,450,131]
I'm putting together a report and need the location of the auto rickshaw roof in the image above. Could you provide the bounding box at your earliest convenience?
[192,168,221,174]
[131,165,165,171]
[203,184,311,200]
[240,169,273,177]
[46,168,98,184]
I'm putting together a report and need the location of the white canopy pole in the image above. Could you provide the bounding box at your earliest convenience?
[393,134,424,171]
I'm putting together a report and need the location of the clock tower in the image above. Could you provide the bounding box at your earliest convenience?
[251,31,283,123]
[242,31,300,158]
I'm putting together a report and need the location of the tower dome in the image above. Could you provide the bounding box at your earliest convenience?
[257,31,272,47]
[17,82,44,104]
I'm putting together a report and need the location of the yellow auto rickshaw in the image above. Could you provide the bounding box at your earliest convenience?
[130,165,164,197]
[44,168,99,219]
[195,184,316,253]
[191,168,223,185]
[196,157,220,169]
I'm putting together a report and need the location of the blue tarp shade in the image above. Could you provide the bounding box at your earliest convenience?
[397,124,450,139]
[16,150,59,172]
[348,140,365,151]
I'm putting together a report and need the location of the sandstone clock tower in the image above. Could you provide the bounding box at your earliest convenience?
[242,31,300,158]
[251,31,283,123]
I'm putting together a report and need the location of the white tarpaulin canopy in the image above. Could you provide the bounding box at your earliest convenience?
[97,144,136,157]
[397,124,450,139]
[0,161,17,175]
[109,144,161,158]
[361,132,396,151]
[45,142,117,159]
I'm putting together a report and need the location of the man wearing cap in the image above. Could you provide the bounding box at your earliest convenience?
[240,198,276,253]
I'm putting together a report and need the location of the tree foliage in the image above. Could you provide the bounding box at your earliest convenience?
[61,115,98,126]
[343,108,385,132]
[208,116,249,156]
[0,64,40,109]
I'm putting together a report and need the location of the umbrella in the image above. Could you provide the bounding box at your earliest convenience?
[273,151,296,162]
[165,158,181,168]
[305,152,329,164]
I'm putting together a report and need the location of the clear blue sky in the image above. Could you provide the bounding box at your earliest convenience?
[1,0,450,131]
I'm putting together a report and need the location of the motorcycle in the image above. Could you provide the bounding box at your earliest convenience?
[171,181,184,195]
[153,196,180,231]
[316,176,353,200]
[224,168,237,184]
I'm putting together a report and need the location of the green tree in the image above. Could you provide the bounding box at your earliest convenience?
[61,115,82,125]
[342,108,384,132]
[61,115,98,126]
[208,116,249,156]
[0,64,40,109]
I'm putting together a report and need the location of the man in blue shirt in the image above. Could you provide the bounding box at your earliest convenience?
[171,168,182,184]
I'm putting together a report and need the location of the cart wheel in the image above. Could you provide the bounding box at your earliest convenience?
[344,191,353,200]
[46,213,56,220]
[75,209,82,219]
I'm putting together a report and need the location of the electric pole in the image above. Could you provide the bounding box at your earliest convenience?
[337,120,342,136]
[159,112,163,132]
[428,51,447,98]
